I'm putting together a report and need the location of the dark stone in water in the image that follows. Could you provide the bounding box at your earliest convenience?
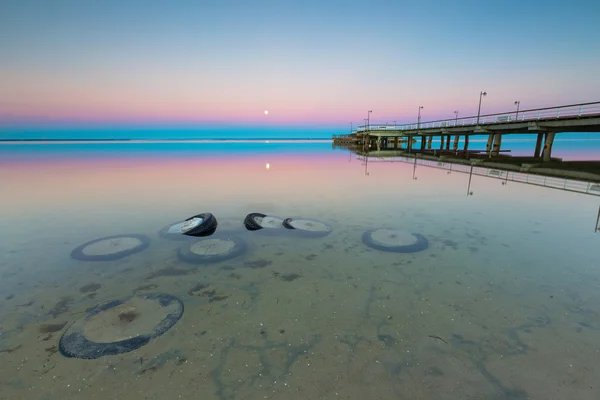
[80,283,101,293]
[0,344,22,354]
[133,284,158,294]
[201,289,216,297]
[48,297,72,318]
[146,267,192,279]
[187,283,210,296]
[118,310,139,322]
[280,273,301,282]
[39,321,67,333]
[442,239,458,250]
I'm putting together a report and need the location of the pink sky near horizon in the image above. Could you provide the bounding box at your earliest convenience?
[2,68,598,127]
[2,2,599,129]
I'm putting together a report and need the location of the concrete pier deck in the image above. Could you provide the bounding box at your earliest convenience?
[334,101,600,163]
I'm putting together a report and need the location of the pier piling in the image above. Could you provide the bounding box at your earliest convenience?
[542,132,556,162]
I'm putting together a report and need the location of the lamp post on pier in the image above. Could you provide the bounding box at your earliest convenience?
[514,101,521,120]
[394,120,396,129]
[476,91,487,125]
[417,106,423,130]
[365,110,373,151]
[363,118,368,150]
[454,111,458,126]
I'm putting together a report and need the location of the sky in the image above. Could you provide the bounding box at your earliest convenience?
[1,0,599,136]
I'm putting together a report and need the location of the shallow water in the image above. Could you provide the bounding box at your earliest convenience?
[1,142,599,400]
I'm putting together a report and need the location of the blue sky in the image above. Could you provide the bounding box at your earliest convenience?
[1,0,599,138]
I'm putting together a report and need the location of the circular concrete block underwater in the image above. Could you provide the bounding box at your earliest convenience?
[362,229,428,253]
[243,213,287,234]
[158,213,218,240]
[283,217,332,238]
[70,234,150,261]
[177,233,247,264]
[58,293,184,360]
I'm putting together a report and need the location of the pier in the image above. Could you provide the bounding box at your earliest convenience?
[333,101,600,182]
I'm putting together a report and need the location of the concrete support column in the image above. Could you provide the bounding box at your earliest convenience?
[427,136,432,149]
[542,132,556,162]
[407,136,413,152]
[485,134,494,155]
[491,133,502,156]
[421,136,426,149]
[440,135,445,150]
[394,137,398,149]
[453,135,460,151]
[534,133,544,157]
[463,135,470,151]
[446,135,451,150]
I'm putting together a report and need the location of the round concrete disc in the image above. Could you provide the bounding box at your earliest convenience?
[257,216,284,229]
[189,239,236,256]
[83,296,180,343]
[287,218,331,232]
[177,234,247,264]
[81,237,143,256]
[58,293,184,359]
[71,234,150,261]
[362,228,428,253]
[369,229,418,247]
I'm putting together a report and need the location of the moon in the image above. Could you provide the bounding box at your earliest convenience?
[264,110,269,115]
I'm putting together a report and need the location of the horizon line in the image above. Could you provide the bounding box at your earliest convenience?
[0,138,335,144]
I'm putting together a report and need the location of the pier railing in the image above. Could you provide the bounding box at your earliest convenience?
[355,101,600,132]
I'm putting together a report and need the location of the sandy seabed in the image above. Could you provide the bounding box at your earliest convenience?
[1,204,599,400]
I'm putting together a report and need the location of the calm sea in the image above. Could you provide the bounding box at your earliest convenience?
[2,127,600,160]
[0,140,599,400]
